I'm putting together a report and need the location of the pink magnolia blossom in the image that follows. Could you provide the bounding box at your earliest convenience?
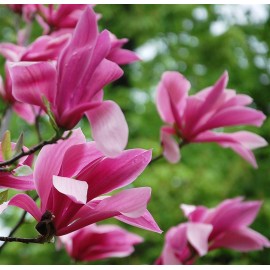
[157,198,270,264]
[0,34,70,124]
[0,143,34,191]
[107,32,140,65]
[9,7,129,156]
[8,4,38,22]
[35,4,93,34]
[156,71,267,167]
[58,223,143,262]
[1,129,161,237]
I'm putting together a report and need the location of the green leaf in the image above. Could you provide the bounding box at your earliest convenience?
[42,96,59,132]
[1,130,12,161]
[13,165,33,177]
[13,132,24,157]
[0,189,8,204]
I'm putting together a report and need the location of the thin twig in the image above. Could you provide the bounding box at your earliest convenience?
[148,140,188,166]
[0,195,39,253]
[0,235,48,244]
[148,154,163,166]
[0,130,71,167]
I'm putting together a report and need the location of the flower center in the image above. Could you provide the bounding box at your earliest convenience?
[35,210,56,240]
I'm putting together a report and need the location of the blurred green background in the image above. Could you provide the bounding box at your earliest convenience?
[0,4,270,265]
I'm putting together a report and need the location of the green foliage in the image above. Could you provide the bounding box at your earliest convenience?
[0,4,270,265]
[0,190,8,205]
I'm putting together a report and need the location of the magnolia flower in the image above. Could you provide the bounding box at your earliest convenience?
[1,129,161,238]
[157,197,270,264]
[9,7,128,157]
[107,32,140,65]
[58,224,143,262]
[0,34,70,124]
[35,4,92,34]
[8,4,38,22]
[0,142,34,191]
[156,71,267,167]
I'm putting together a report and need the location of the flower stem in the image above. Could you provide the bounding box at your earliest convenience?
[149,154,163,165]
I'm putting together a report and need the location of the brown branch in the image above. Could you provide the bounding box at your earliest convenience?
[0,235,48,244]
[0,130,71,167]
[148,154,163,165]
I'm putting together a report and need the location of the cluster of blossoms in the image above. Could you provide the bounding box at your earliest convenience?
[156,198,270,264]
[0,4,269,264]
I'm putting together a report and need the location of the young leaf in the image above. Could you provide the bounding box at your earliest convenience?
[0,189,8,205]
[42,96,59,132]
[13,132,24,157]
[13,165,33,177]
[1,130,12,161]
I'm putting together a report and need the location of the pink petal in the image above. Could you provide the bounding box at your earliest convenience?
[162,244,182,265]
[64,224,143,261]
[187,223,213,256]
[200,106,266,131]
[227,131,268,150]
[210,228,270,252]
[58,188,157,235]
[21,34,70,61]
[12,103,36,124]
[107,48,140,65]
[209,199,262,238]
[56,101,100,130]
[60,142,104,178]
[193,131,267,168]
[156,71,190,124]
[53,176,88,204]
[82,58,123,103]
[86,101,128,157]
[9,194,41,221]
[56,7,100,111]
[0,173,35,191]
[34,128,86,212]
[180,204,196,217]
[96,187,151,218]
[9,61,57,109]
[196,71,228,119]
[160,126,180,163]
[116,210,162,234]
[52,4,89,28]
[0,43,24,61]
[76,149,151,200]
[228,144,257,168]
[166,224,188,252]
[182,96,204,138]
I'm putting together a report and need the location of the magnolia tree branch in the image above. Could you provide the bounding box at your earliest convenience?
[0,130,72,168]
[149,154,163,165]
[0,235,49,244]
